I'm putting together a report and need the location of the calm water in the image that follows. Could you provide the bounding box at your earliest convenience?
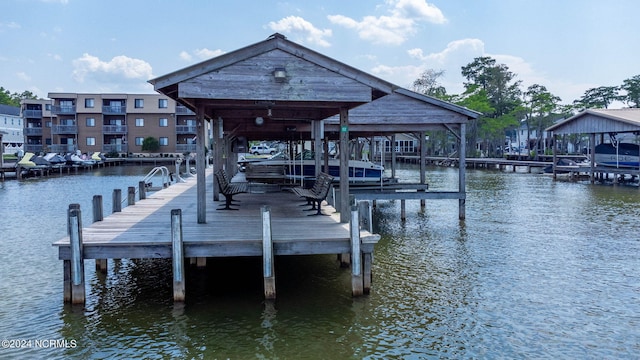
[0,165,638,359]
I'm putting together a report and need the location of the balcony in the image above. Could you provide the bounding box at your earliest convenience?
[103,125,128,134]
[24,144,44,153]
[102,106,126,115]
[176,144,197,152]
[51,125,78,135]
[23,109,43,118]
[175,105,195,115]
[103,144,128,153]
[51,105,76,115]
[176,125,197,134]
[49,144,78,153]
[24,127,43,136]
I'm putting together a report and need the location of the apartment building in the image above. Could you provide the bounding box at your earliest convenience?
[21,93,197,155]
[0,104,23,155]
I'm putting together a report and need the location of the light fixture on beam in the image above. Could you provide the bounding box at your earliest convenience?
[255,116,265,126]
[273,67,287,82]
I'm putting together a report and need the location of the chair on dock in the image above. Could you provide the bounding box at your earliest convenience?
[291,172,334,215]
[214,169,248,210]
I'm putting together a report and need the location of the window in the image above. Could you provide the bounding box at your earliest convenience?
[86,118,95,127]
[86,137,96,146]
[134,99,144,108]
[45,104,52,111]
[158,99,168,108]
[135,118,144,127]
[135,137,144,146]
[45,121,52,128]
[159,118,168,127]
[159,137,168,146]
[85,98,95,108]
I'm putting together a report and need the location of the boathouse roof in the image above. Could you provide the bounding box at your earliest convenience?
[546,108,640,135]
[149,33,478,140]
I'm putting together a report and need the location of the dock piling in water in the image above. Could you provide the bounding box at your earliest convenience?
[171,209,186,302]
[350,205,363,296]
[67,205,85,304]
[261,206,276,300]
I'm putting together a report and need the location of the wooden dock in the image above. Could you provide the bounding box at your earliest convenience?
[54,168,380,303]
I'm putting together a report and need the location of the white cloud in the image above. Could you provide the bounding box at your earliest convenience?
[268,16,332,47]
[0,21,21,31]
[329,0,446,45]
[16,72,31,81]
[72,53,153,83]
[180,48,225,62]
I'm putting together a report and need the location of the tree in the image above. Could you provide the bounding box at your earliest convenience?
[0,87,38,106]
[142,137,159,152]
[620,75,640,108]
[459,57,522,156]
[573,85,619,110]
[522,84,561,158]
[412,69,448,99]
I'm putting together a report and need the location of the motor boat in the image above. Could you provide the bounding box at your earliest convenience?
[243,150,384,183]
[594,143,640,168]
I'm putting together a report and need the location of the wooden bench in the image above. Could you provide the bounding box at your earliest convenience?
[214,169,248,210]
[291,172,334,215]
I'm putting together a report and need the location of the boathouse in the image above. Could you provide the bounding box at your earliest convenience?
[148,33,478,222]
[546,108,640,182]
[55,34,479,305]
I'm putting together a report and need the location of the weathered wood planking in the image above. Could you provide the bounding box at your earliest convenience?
[178,49,372,102]
[54,169,379,260]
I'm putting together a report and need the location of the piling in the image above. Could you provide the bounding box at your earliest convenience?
[139,181,146,200]
[112,189,122,213]
[92,195,107,273]
[128,186,136,206]
[171,209,186,302]
[67,205,85,304]
[261,206,276,299]
[350,205,363,296]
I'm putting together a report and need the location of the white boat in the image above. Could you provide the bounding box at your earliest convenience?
[243,151,385,183]
[594,143,640,168]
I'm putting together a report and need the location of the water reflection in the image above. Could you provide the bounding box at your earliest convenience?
[1,165,639,358]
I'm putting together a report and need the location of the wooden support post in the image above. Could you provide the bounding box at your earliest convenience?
[128,186,136,206]
[261,206,276,300]
[139,181,146,200]
[358,200,372,233]
[92,195,107,273]
[171,209,186,302]
[92,195,103,222]
[350,205,363,296]
[363,252,372,294]
[400,199,406,221]
[112,189,122,213]
[68,205,85,304]
[63,260,71,303]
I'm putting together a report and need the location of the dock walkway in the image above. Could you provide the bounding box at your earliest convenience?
[54,168,379,303]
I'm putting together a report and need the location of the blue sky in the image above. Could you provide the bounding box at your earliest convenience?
[1,0,638,108]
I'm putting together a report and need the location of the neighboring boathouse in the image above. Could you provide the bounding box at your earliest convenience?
[55,34,479,304]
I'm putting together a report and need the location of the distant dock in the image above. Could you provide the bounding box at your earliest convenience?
[54,168,380,304]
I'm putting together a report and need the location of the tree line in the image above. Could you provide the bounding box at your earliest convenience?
[0,87,38,107]
[412,56,640,158]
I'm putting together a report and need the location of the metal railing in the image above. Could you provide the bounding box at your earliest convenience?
[141,166,171,190]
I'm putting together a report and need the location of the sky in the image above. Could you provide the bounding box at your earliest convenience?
[1,0,638,108]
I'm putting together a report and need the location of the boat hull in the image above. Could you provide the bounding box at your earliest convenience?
[246,159,384,182]
[595,143,640,168]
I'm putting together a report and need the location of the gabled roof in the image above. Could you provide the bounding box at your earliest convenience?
[149,33,396,100]
[546,108,640,135]
[324,88,479,135]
